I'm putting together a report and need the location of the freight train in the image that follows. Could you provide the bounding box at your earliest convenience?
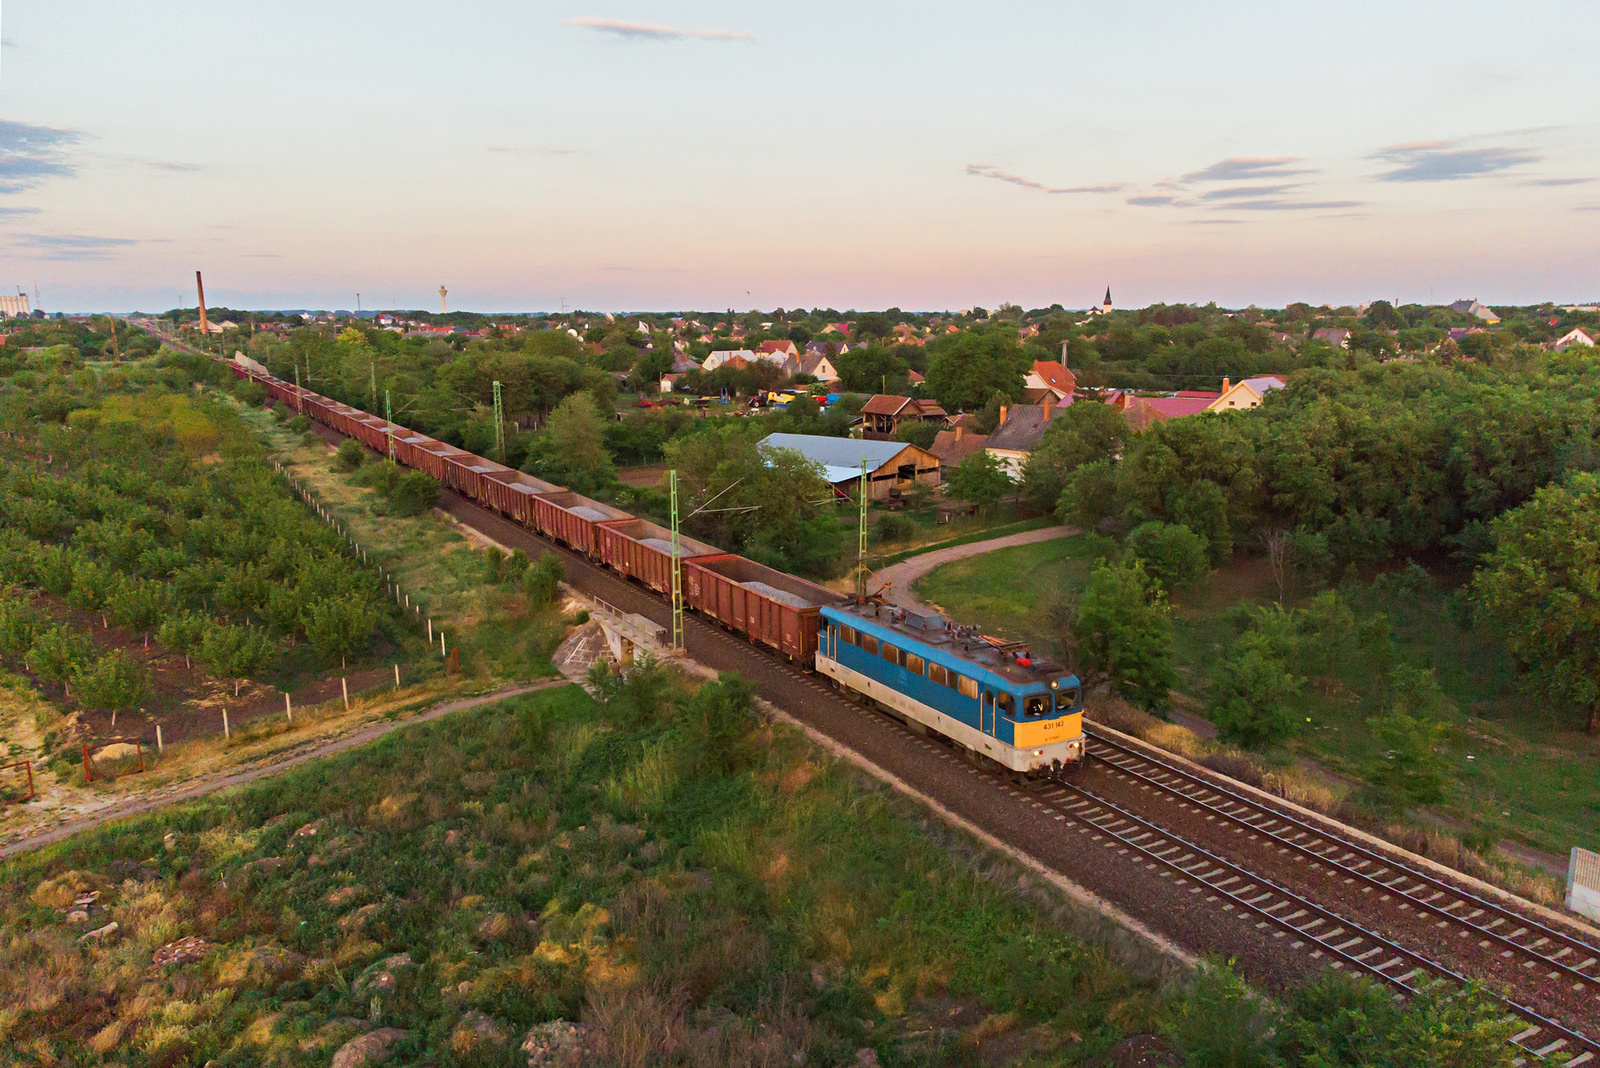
[224,357,1086,776]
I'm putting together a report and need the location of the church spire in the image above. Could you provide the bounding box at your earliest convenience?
[1103,287,1112,310]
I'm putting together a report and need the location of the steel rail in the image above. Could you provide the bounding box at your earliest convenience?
[1083,728,1600,989]
[1045,776,1596,1066]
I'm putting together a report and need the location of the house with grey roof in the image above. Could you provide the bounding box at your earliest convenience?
[759,432,941,500]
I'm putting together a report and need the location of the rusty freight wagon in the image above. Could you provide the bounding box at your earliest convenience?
[594,519,723,594]
[531,492,633,557]
[482,470,563,527]
[684,555,841,662]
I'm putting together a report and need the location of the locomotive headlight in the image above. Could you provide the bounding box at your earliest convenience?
[1033,749,1043,757]
[1050,680,1059,689]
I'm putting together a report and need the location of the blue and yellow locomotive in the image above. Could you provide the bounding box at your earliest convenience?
[816,601,1086,775]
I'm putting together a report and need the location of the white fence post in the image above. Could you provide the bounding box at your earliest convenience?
[341,678,349,709]
[222,709,231,740]
[156,724,164,753]
[285,692,293,722]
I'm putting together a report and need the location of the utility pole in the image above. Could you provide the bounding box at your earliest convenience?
[385,389,395,459]
[856,457,869,600]
[294,360,302,411]
[492,380,506,463]
[195,271,209,337]
[369,357,377,408]
[670,469,683,652]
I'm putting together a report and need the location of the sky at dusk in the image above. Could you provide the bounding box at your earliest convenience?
[3,1,1599,312]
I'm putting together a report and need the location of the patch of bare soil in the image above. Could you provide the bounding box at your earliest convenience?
[616,465,667,489]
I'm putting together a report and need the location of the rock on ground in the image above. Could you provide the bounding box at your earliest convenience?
[331,1027,408,1068]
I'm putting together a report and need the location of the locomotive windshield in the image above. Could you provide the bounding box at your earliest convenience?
[1024,694,1049,717]
[1055,685,1081,711]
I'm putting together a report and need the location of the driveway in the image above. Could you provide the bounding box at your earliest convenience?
[874,525,1076,612]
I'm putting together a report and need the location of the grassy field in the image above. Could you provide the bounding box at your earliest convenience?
[239,405,565,684]
[913,535,1598,876]
[0,676,1177,1067]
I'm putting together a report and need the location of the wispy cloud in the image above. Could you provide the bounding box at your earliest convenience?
[1576,205,1600,212]
[561,17,752,41]
[1127,195,1180,207]
[1199,184,1304,201]
[1180,157,1313,183]
[965,164,1123,195]
[1222,199,1363,211]
[1369,141,1540,182]
[486,145,577,156]
[6,233,144,261]
[0,206,40,217]
[144,160,203,173]
[0,121,83,194]
[1522,176,1593,187]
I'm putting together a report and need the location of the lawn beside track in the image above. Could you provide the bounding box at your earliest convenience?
[913,535,1593,898]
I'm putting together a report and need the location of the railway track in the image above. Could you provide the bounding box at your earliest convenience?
[1037,774,1595,1065]
[291,410,1597,1063]
[1082,729,1600,988]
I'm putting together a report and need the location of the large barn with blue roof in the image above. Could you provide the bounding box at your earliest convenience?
[759,432,942,501]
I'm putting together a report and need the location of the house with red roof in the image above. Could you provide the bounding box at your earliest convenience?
[1024,360,1077,402]
[858,395,949,440]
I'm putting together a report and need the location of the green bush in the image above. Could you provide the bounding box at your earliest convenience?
[287,414,311,433]
[391,470,440,517]
[522,554,564,609]
[231,380,266,406]
[1160,960,1280,1068]
[334,438,366,471]
[504,548,530,581]
[1125,520,1209,592]
[872,512,915,544]
[483,546,506,584]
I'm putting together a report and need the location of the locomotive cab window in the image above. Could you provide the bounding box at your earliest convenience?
[860,634,878,655]
[1024,695,1049,717]
[840,626,856,646]
[995,691,1016,714]
[956,674,978,699]
[1056,686,1081,711]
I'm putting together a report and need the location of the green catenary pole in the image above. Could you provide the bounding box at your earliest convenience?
[670,469,683,652]
[857,457,869,600]
[385,389,395,460]
[492,380,506,464]
[370,357,377,408]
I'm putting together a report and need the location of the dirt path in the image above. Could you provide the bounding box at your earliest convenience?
[0,679,567,861]
[874,525,1076,611]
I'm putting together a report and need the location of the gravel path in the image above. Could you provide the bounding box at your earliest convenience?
[0,680,565,860]
[875,525,1076,610]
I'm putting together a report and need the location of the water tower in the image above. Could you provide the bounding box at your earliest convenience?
[439,285,448,314]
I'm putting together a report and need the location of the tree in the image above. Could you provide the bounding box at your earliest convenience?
[690,672,755,774]
[946,450,1014,512]
[73,650,151,717]
[157,612,209,668]
[1072,558,1174,710]
[198,623,276,696]
[925,331,1026,412]
[1020,400,1130,511]
[530,392,615,491]
[304,598,377,667]
[893,420,940,450]
[1125,521,1208,592]
[1366,665,1453,809]
[1210,643,1303,748]
[25,626,94,689]
[1055,459,1121,532]
[1160,960,1280,1068]
[1473,472,1600,732]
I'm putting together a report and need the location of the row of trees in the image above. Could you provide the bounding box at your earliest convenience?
[0,347,397,702]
